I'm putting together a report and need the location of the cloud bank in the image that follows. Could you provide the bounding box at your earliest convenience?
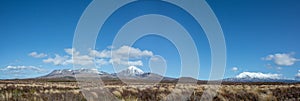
[40,45,154,67]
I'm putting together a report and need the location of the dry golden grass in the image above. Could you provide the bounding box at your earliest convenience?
[0,80,300,101]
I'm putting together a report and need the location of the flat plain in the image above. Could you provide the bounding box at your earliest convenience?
[0,79,299,101]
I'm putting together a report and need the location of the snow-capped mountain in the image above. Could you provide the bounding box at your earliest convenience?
[223,72,299,83]
[116,66,145,76]
[38,66,196,83]
[41,68,108,78]
[42,69,74,78]
[235,72,281,79]
[40,66,174,82]
[40,69,300,83]
[223,77,299,83]
[114,66,176,82]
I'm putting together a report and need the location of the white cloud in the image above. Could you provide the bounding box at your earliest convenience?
[236,72,281,79]
[64,48,94,66]
[1,65,42,71]
[42,48,95,66]
[262,53,299,66]
[64,48,80,56]
[29,52,47,58]
[112,46,153,59]
[0,65,45,74]
[109,59,143,66]
[232,67,238,71]
[72,54,94,66]
[95,59,109,66]
[89,45,153,59]
[43,54,69,65]
[89,49,110,58]
[64,48,73,55]
[0,65,47,79]
[89,45,153,67]
[42,45,153,67]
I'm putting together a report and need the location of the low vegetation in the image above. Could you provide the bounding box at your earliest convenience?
[0,79,299,101]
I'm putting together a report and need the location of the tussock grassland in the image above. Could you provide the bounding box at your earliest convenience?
[0,80,299,101]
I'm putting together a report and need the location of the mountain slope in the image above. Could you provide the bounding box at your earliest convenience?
[40,68,300,83]
[41,68,109,78]
[223,77,298,83]
[39,66,177,82]
[222,72,299,83]
[116,66,144,76]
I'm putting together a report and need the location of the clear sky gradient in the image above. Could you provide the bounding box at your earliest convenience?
[0,0,299,80]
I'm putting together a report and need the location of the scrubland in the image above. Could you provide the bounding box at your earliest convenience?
[0,80,299,101]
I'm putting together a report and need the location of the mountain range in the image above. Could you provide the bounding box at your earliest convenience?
[40,66,176,82]
[39,66,300,83]
[222,77,299,83]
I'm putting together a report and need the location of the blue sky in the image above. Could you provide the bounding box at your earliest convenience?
[0,0,300,80]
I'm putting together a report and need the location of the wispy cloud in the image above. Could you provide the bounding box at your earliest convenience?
[0,65,43,71]
[28,52,47,58]
[0,65,47,79]
[262,52,299,66]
